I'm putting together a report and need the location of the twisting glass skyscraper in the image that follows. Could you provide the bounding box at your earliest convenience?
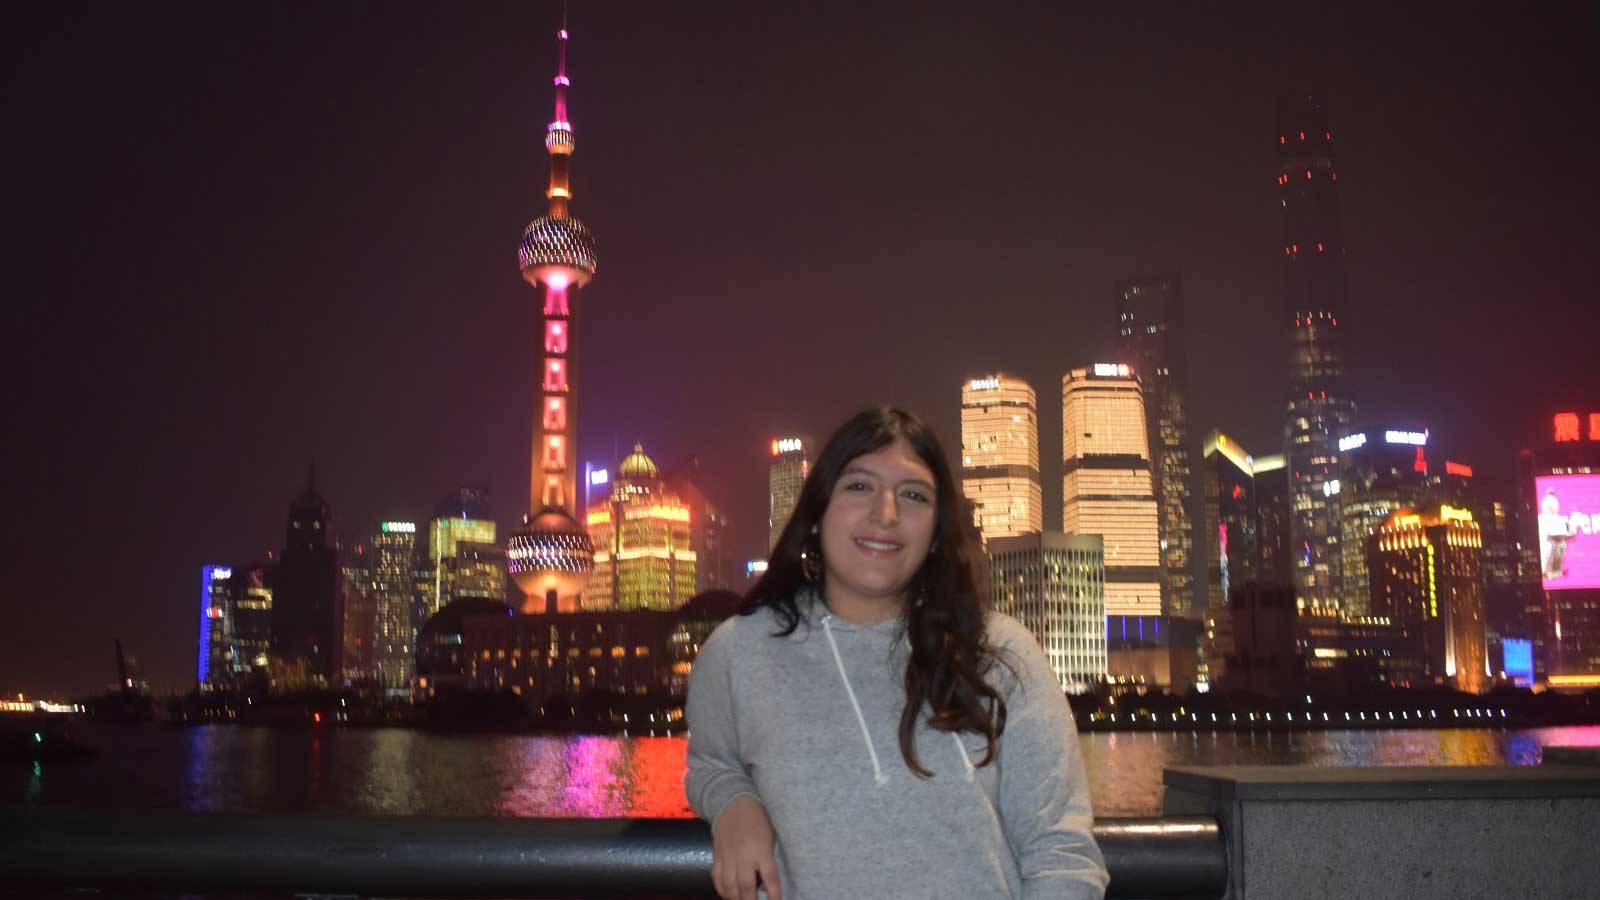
[1278,92,1356,611]
[507,24,598,614]
[1115,276,1194,619]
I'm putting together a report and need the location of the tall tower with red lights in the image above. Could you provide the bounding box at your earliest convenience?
[1277,92,1356,612]
[506,23,598,614]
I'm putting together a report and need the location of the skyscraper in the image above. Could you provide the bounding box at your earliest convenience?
[507,23,598,614]
[1278,92,1357,611]
[272,468,340,687]
[197,565,232,689]
[769,437,809,552]
[371,521,416,689]
[662,457,734,593]
[338,538,374,683]
[586,443,698,611]
[1062,365,1162,617]
[1253,453,1291,586]
[1201,432,1261,610]
[1336,426,1431,616]
[1115,275,1195,619]
[961,373,1042,541]
[227,562,273,685]
[1369,504,1488,693]
[425,487,504,613]
[988,532,1106,692]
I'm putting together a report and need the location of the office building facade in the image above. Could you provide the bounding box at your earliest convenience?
[961,372,1043,541]
[988,532,1106,692]
[1062,365,1162,616]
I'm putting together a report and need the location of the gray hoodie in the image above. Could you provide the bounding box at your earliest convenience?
[685,591,1108,899]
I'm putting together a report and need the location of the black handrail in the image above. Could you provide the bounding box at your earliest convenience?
[1,809,1225,898]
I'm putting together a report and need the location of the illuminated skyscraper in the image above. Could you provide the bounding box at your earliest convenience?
[197,565,232,688]
[1115,275,1195,619]
[426,487,504,612]
[507,22,598,614]
[1201,432,1261,611]
[586,443,698,611]
[1062,365,1161,617]
[1370,505,1488,693]
[1335,426,1431,616]
[227,563,273,683]
[1278,92,1357,612]
[988,532,1106,692]
[961,373,1042,540]
[769,437,809,552]
[371,521,416,689]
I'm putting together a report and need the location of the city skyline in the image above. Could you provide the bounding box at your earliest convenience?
[4,2,1596,695]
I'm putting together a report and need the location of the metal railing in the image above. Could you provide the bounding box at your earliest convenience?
[1,809,1226,898]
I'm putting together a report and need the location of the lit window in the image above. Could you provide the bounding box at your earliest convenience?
[544,320,568,354]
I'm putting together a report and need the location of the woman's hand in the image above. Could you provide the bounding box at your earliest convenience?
[711,794,782,900]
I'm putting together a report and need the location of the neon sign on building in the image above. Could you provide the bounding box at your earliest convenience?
[1384,429,1428,446]
[1553,412,1600,443]
[1338,433,1367,452]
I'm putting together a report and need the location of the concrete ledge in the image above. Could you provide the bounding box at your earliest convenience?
[1163,765,1600,900]
[1542,745,1600,767]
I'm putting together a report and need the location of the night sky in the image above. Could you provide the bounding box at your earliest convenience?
[4,2,1594,697]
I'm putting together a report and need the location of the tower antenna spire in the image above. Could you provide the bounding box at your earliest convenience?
[509,3,598,613]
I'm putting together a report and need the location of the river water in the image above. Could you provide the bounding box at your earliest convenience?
[7,724,1600,818]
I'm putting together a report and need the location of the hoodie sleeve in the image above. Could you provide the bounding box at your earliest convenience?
[684,617,762,830]
[993,621,1109,900]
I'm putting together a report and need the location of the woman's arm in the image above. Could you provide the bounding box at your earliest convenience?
[684,619,783,900]
[684,620,760,826]
[993,623,1109,900]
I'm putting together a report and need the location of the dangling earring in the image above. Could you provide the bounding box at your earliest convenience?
[800,530,823,583]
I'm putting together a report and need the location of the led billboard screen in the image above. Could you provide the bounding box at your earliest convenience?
[1502,638,1534,687]
[1536,474,1600,590]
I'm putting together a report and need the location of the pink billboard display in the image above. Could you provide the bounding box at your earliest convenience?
[1537,474,1600,590]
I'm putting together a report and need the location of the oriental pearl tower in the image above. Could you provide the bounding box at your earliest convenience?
[506,22,597,614]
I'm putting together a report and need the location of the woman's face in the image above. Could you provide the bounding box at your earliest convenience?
[818,438,939,612]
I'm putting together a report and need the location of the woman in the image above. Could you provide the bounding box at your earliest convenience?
[685,407,1107,900]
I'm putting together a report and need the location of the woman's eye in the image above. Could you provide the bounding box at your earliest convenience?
[901,489,932,504]
[843,481,870,492]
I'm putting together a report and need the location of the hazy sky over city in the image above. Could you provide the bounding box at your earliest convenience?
[3,1,1595,695]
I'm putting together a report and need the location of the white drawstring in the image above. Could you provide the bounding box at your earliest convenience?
[820,615,890,787]
[950,733,976,781]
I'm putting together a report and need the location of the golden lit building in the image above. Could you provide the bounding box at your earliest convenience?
[769,437,809,552]
[371,521,416,689]
[1369,504,1488,694]
[1062,364,1162,616]
[961,373,1042,540]
[587,444,698,611]
[424,487,504,615]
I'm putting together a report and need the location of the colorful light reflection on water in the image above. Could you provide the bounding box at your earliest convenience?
[7,724,1597,818]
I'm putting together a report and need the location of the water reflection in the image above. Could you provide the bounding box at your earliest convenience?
[5,724,1595,818]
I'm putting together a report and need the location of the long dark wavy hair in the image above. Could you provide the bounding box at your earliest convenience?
[742,406,1007,776]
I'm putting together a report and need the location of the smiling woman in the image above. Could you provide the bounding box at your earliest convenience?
[685,407,1107,900]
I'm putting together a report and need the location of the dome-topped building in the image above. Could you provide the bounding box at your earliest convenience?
[617,442,660,480]
[507,22,597,614]
[586,443,698,612]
